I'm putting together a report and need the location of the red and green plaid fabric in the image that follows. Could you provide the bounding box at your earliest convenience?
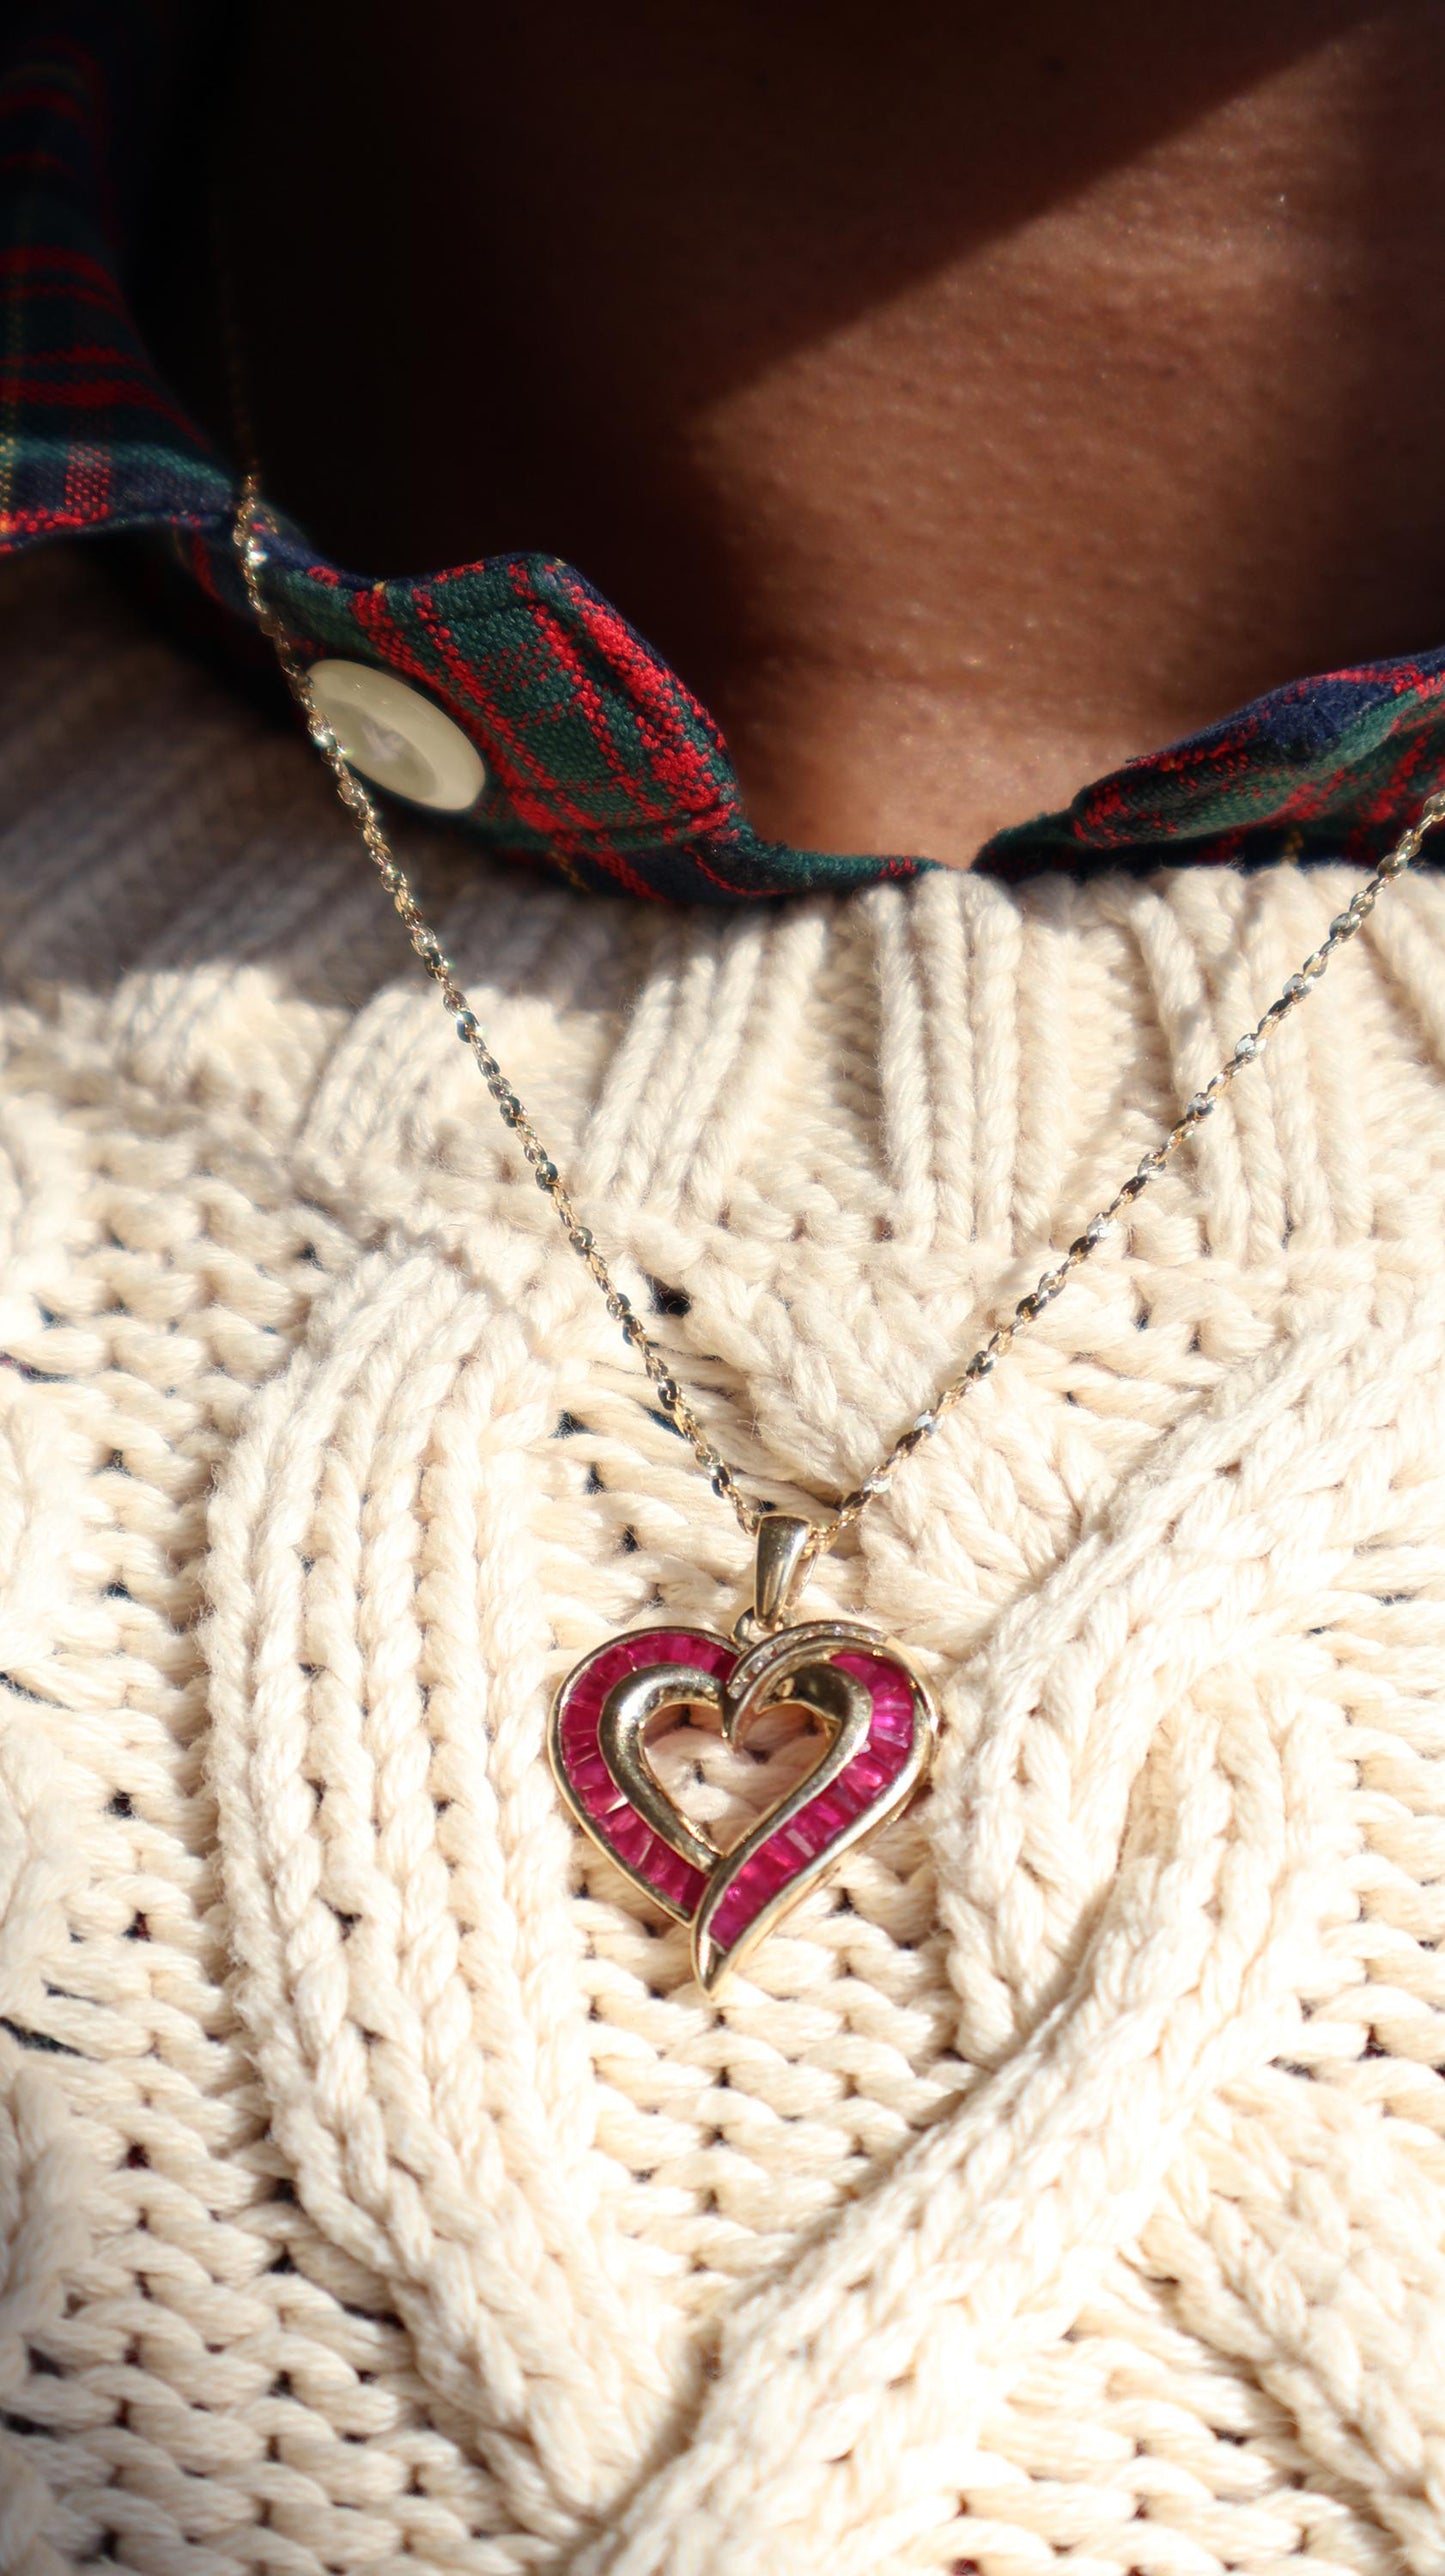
[6,5,1445,903]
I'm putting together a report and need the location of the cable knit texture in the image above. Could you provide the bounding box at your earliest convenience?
[2,546,1445,2573]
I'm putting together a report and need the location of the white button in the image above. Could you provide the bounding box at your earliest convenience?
[307,660,487,811]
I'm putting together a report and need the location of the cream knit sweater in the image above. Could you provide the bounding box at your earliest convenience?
[2,543,1445,2576]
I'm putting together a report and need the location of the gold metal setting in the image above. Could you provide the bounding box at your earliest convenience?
[597,1659,725,1885]
[688,1617,935,1994]
[548,1604,938,1996]
[750,1510,814,1633]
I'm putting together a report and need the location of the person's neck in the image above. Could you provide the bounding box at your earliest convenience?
[195,1,1445,865]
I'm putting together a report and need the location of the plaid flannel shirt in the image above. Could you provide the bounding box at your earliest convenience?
[6,3,1445,903]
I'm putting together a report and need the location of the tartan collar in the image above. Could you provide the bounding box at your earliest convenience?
[6,8,1445,903]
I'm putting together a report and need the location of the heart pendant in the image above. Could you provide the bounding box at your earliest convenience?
[548,1516,937,1993]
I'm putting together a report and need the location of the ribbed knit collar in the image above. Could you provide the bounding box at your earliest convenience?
[10,546,1445,1338]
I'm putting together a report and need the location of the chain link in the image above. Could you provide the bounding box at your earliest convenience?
[233,476,1445,1564]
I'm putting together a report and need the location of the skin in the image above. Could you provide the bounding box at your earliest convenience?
[164,2,1445,865]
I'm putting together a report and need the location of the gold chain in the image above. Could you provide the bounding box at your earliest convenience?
[233,476,1445,1563]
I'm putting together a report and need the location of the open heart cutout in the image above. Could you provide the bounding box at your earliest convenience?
[550,1619,936,1991]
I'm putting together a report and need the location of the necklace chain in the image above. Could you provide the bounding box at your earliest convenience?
[233,476,1445,1563]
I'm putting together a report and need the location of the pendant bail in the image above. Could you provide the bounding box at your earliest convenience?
[752,1512,814,1634]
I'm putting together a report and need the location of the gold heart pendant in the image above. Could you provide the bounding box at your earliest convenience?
[549,1517,938,1994]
